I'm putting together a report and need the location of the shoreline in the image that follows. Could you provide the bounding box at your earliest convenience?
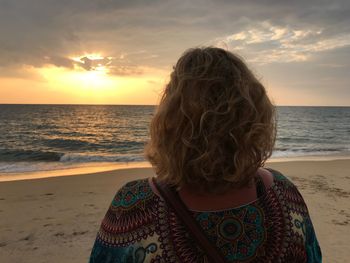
[1,154,350,182]
[0,161,151,182]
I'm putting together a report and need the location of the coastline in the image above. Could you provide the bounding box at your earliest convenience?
[0,161,151,182]
[0,158,349,262]
[1,153,349,182]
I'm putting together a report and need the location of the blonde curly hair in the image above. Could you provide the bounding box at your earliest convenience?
[145,47,276,193]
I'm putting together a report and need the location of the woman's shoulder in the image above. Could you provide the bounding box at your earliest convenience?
[265,168,299,189]
[264,168,322,261]
[110,178,156,210]
[263,168,307,209]
[96,178,158,246]
[90,179,159,261]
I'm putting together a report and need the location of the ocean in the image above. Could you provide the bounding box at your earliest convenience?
[0,105,349,174]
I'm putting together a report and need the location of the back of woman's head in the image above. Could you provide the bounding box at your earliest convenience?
[145,47,276,193]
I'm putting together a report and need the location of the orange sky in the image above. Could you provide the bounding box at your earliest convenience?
[0,61,168,105]
[0,59,348,106]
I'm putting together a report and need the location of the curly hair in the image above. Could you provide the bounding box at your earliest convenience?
[145,47,276,193]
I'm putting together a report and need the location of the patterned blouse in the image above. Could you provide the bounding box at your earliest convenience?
[89,169,322,262]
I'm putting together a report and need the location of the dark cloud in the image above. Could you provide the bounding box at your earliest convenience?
[44,56,75,69]
[76,56,111,71]
[108,65,143,76]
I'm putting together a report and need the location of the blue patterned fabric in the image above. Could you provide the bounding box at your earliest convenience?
[89,169,322,262]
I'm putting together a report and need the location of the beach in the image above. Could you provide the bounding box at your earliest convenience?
[0,159,349,262]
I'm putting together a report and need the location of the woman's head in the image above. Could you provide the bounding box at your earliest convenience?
[145,47,276,193]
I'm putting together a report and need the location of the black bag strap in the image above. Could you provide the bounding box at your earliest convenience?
[152,178,227,263]
[255,175,267,198]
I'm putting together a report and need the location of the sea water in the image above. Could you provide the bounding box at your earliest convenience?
[0,105,349,174]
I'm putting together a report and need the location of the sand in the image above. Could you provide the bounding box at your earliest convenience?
[0,159,349,263]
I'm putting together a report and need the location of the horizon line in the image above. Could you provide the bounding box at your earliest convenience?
[0,103,350,107]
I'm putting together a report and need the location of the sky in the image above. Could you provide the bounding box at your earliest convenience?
[0,0,349,106]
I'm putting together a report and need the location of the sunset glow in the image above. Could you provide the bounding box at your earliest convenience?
[40,66,113,91]
[14,52,165,104]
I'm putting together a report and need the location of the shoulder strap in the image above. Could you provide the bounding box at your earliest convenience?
[255,175,267,198]
[152,178,227,263]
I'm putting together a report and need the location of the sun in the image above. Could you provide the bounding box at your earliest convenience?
[40,53,116,93]
[50,53,115,90]
[77,68,111,88]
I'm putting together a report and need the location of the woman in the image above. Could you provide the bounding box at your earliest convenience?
[89,47,322,262]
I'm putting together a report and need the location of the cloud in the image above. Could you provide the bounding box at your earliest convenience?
[108,66,143,76]
[73,56,112,71]
[43,56,76,69]
[214,21,350,64]
[45,54,145,76]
